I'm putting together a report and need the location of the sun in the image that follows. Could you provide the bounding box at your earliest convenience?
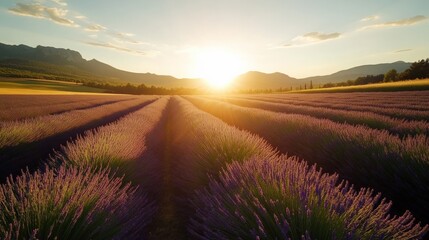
[192,48,246,89]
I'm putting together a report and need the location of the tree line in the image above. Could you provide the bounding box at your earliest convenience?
[83,82,201,95]
[322,58,429,88]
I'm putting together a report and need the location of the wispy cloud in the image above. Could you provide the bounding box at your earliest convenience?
[361,15,427,30]
[84,41,147,55]
[361,15,379,22]
[302,32,341,41]
[75,15,87,19]
[9,0,159,56]
[9,3,77,27]
[394,48,413,53]
[110,32,135,38]
[51,0,67,6]
[85,24,107,32]
[107,31,148,45]
[283,32,341,47]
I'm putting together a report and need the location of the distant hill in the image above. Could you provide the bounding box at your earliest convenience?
[0,42,414,90]
[233,71,298,90]
[0,43,201,88]
[301,61,412,85]
[233,61,412,90]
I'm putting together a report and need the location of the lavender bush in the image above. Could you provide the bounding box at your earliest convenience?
[0,166,154,240]
[190,156,428,239]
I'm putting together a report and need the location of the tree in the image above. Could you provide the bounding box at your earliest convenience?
[384,69,398,82]
[355,74,384,85]
[310,81,313,89]
[398,59,429,80]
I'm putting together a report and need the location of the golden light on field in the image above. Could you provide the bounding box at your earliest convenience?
[192,48,246,89]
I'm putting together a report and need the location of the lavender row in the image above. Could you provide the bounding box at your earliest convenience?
[0,97,135,121]
[0,98,169,239]
[52,97,169,180]
[210,96,429,136]
[263,91,429,103]
[172,97,427,239]
[257,93,429,110]
[249,93,429,112]
[0,94,131,110]
[244,95,429,121]
[187,96,429,223]
[169,96,277,193]
[0,97,158,149]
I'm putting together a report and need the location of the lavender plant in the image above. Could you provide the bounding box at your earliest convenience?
[190,156,428,239]
[0,166,154,240]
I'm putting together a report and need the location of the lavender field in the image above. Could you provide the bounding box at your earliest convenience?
[1,92,429,239]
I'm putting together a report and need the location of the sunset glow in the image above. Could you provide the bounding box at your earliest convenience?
[192,48,246,89]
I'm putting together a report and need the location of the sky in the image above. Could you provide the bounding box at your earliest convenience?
[0,0,428,79]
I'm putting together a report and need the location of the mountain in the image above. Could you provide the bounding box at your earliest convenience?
[233,71,298,90]
[0,43,201,88]
[301,61,411,85]
[0,42,414,90]
[0,43,85,64]
[233,61,412,90]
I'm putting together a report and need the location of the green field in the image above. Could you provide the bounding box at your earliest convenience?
[292,79,429,93]
[0,77,107,94]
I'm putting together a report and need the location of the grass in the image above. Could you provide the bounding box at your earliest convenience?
[291,79,429,93]
[0,77,107,94]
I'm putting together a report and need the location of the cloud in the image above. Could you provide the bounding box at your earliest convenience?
[361,15,379,22]
[84,41,146,55]
[394,49,412,53]
[283,32,341,47]
[9,1,158,56]
[111,32,135,38]
[302,32,341,41]
[85,24,107,32]
[51,0,67,6]
[108,31,148,45]
[361,15,427,30]
[9,3,77,27]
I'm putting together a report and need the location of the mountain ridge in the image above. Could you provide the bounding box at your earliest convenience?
[0,43,201,88]
[0,43,412,89]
